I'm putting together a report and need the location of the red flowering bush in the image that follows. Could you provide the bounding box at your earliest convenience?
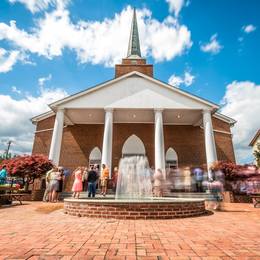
[211,161,239,180]
[211,161,259,180]
[0,154,53,186]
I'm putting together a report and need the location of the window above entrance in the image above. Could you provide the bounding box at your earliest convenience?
[122,135,146,156]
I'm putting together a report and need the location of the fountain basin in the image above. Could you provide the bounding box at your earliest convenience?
[64,197,206,219]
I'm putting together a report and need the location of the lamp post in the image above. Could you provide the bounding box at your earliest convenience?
[5,140,12,159]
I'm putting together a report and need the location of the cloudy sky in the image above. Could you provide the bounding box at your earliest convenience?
[0,0,259,163]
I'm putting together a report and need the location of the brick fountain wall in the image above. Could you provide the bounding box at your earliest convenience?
[64,199,206,219]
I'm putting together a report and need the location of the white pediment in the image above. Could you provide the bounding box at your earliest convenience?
[106,89,195,109]
[51,72,218,111]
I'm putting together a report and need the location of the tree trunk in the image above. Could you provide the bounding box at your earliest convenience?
[24,182,29,192]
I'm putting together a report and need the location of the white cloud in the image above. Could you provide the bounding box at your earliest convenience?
[221,81,260,164]
[168,71,195,87]
[200,34,223,55]
[242,24,256,34]
[0,48,20,73]
[38,74,52,87]
[0,86,68,155]
[8,0,69,13]
[0,6,192,67]
[11,86,21,94]
[166,0,185,16]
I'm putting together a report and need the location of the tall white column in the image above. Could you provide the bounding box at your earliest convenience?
[154,109,166,178]
[203,109,217,179]
[49,108,64,166]
[101,108,113,178]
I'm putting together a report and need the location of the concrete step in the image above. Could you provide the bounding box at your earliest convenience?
[60,189,115,199]
[165,192,220,201]
[60,191,220,201]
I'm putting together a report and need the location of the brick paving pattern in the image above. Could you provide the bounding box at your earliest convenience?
[0,202,259,259]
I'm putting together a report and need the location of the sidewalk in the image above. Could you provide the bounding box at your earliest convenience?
[0,202,259,259]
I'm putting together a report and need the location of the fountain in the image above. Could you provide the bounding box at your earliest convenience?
[64,156,206,219]
[116,156,153,200]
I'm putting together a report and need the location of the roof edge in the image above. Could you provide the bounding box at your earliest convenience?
[249,129,260,146]
[213,112,237,126]
[31,110,55,124]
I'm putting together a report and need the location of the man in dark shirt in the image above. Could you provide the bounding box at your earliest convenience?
[87,166,98,198]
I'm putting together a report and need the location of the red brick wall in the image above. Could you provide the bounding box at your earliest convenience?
[32,116,55,155]
[64,200,206,219]
[212,118,236,163]
[115,64,153,78]
[32,116,235,171]
[164,125,206,167]
[59,124,104,169]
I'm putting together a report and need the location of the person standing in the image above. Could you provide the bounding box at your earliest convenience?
[43,168,53,202]
[100,164,109,196]
[48,167,60,202]
[153,168,163,197]
[87,166,98,198]
[112,167,118,192]
[94,164,100,190]
[71,167,84,199]
[56,167,64,201]
[193,167,204,192]
[0,165,7,185]
[83,167,88,191]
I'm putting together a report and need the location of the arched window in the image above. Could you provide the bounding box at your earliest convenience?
[89,147,101,166]
[165,147,178,169]
[122,135,146,157]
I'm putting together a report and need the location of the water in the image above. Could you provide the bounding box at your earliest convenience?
[115,156,153,200]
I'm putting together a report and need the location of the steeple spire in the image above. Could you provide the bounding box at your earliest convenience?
[115,8,153,78]
[127,8,142,58]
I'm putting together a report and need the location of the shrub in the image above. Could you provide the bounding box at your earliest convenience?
[211,161,260,193]
[0,154,53,188]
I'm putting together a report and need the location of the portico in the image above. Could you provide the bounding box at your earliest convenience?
[47,103,218,178]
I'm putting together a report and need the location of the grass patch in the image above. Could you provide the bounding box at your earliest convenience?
[35,203,63,214]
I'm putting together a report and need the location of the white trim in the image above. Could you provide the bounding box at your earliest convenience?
[35,128,54,133]
[67,122,104,125]
[35,126,67,134]
[200,126,232,135]
[31,110,55,124]
[213,129,232,135]
[213,112,236,125]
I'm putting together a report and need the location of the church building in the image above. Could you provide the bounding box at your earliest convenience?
[31,9,236,186]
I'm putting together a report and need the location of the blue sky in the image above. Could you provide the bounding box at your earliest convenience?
[0,0,259,163]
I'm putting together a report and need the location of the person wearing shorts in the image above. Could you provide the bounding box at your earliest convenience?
[48,168,60,202]
[100,164,109,196]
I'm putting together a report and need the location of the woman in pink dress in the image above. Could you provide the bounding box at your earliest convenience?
[72,167,84,199]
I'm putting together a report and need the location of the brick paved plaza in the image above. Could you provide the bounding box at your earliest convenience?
[0,202,259,260]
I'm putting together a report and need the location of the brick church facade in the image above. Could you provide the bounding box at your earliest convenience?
[31,9,236,189]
